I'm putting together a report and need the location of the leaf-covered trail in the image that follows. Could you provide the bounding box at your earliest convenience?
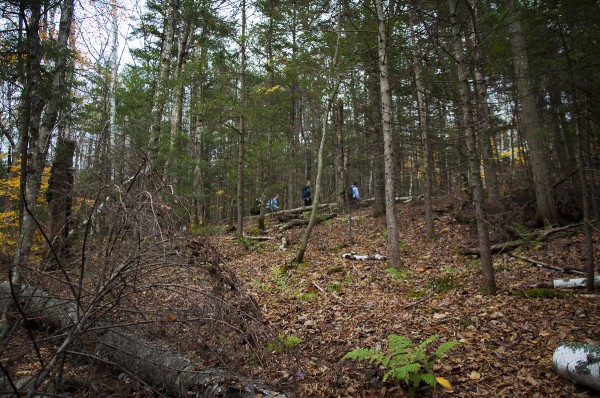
[212,203,600,397]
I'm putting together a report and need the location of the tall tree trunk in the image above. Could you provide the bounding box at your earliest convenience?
[449,0,496,295]
[236,0,247,237]
[2,0,76,337]
[46,135,75,263]
[295,0,342,264]
[334,99,348,209]
[468,0,500,198]
[165,14,193,179]
[375,0,402,269]
[547,83,576,180]
[505,0,560,226]
[408,6,434,239]
[109,0,119,182]
[149,0,177,161]
[367,64,386,218]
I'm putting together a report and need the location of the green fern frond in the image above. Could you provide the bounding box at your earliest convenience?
[342,348,378,362]
[434,341,461,360]
[344,334,459,394]
[420,373,437,387]
[418,335,439,349]
[383,362,421,382]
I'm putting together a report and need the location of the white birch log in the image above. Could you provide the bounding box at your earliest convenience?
[552,342,600,391]
[553,276,600,289]
[342,253,387,261]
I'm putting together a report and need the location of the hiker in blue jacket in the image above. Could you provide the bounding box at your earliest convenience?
[351,182,360,201]
[302,180,312,206]
[266,194,279,211]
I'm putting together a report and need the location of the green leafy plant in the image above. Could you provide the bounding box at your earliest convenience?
[343,334,460,395]
[267,333,304,353]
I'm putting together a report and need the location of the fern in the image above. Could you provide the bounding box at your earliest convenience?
[343,334,460,395]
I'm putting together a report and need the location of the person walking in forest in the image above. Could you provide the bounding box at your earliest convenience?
[351,182,360,201]
[302,180,312,206]
[266,194,279,211]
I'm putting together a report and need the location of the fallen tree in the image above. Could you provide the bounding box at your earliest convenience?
[553,276,600,289]
[553,342,600,392]
[461,223,583,256]
[0,182,289,398]
[0,282,287,397]
[342,253,387,261]
[509,253,586,275]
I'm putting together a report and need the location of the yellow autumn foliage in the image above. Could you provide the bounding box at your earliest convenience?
[0,162,51,253]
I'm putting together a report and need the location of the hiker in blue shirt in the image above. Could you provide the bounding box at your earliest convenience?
[351,182,360,200]
[302,180,312,206]
[266,194,279,211]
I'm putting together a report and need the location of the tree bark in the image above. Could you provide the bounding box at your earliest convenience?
[505,0,560,226]
[334,99,348,209]
[552,342,600,392]
[3,0,76,337]
[553,276,600,289]
[236,0,247,237]
[294,0,342,264]
[468,0,500,198]
[375,0,402,269]
[149,0,177,159]
[46,136,76,261]
[449,0,496,294]
[408,5,434,239]
[368,66,386,218]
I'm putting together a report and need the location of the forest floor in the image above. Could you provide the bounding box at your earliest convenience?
[209,198,600,398]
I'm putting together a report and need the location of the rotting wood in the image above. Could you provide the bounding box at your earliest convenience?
[0,282,287,398]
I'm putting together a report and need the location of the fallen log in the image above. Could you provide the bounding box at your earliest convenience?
[342,253,387,261]
[461,223,583,256]
[553,276,600,289]
[509,253,586,276]
[277,212,336,232]
[552,342,600,392]
[461,240,523,255]
[0,282,287,398]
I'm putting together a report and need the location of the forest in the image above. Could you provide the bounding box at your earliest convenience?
[0,0,599,396]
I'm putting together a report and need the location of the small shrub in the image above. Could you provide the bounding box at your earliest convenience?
[343,334,460,395]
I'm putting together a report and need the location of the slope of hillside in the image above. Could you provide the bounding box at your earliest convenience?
[212,200,600,397]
